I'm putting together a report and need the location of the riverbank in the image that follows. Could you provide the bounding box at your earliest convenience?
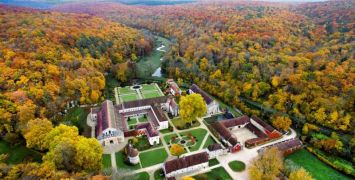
[137,36,171,78]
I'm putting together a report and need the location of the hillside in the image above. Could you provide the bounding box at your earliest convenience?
[0,4,152,141]
[54,0,354,169]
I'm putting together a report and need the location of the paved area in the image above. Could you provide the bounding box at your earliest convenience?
[231,128,257,145]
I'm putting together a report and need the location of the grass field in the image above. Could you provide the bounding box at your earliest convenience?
[138,116,149,123]
[163,133,178,145]
[180,128,207,151]
[102,154,112,169]
[115,151,141,170]
[142,84,157,91]
[154,169,165,180]
[209,158,220,166]
[139,148,168,168]
[118,86,135,94]
[203,135,217,148]
[127,118,138,125]
[122,171,150,180]
[171,117,200,130]
[0,140,42,164]
[285,149,351,180]
[194,166,232,180]
[142,91,162,99]
[62,107,90,137]
[121,94,139,102]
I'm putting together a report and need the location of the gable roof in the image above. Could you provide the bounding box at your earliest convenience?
[118,96,168,109]
[96,100,118,137]
[190,84,213,104]
[220,115,250,128]
[164,152,209,174]
[251,116,276,132]
[207,144,223,151]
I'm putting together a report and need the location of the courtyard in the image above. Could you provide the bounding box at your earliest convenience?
[231,128,258,145]
[115,83,164,104]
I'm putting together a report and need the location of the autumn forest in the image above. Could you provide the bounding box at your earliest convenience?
[0,0,354,179]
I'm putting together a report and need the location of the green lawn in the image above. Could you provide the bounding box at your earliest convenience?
[122,171,150,180]
[163,133,178,145]
[203,135,217,148]
[130,136,162,151]
[62,107,90,136]
[138,116,149,123]
[154,169,165,180]
[127,117,138,125]
[180,128,207,151]
[0,140,42,164]
[142,91,162,99]
[142,84,157,91]
[228,160,246,172]
[209,158,220,166]
[285,149,351,180]
[194,166,232,180]
[118,86,135,94]
[139,148,168,168]
[102,154,112,169]
[115,151,141,170]
[159,128,173,134]
[171,118,200,130]
[121,94,139,102]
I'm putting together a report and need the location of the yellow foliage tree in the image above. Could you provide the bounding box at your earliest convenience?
[24,118,53,151]
[272,115,292,131]
[170,144,185,158]
[179,93,207,125]
[289,168,313,180]
[248,147,284,180]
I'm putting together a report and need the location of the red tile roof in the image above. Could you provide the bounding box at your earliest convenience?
[164,152,209,174]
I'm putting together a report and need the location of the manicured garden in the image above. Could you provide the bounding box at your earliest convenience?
[130,136,162,151]
[203,135,217,148]
[208,158,219,166]
[142,91,162,99]
[138,116,149,123]
[171,117,200,130]
[228,160,246,172]
[121,94,139,102]
[0,140,42,164]
[154,169,165,180]
[285,149,352,180]
[102,154,112,169]
[118,86,135,94]
[139,148,168,168]
[194,166,232,180]
[127,117,138,125]
[179,128,207,151]
[115,151,141,170]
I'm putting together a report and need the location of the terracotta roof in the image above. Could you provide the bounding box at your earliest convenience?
[190,84,213,104]
[269,138,303,152]
[119,96,168,109]
[245,123,268,138]
[95,100,117,137]
[251,116,276,132]
[207,144,223,151]
[220,115,250,128]
[136,123,159,137]
[211,122,238,146]
[127,144,139,157]
[164,152,209,174]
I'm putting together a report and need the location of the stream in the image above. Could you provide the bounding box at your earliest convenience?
[136,35,170,78]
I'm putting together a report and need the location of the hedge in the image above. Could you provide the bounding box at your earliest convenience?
[306,147,355,177]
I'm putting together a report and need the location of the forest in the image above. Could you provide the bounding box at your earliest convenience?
[55,0,354,172]
[0,0,354,179]
[0,5,153,178]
